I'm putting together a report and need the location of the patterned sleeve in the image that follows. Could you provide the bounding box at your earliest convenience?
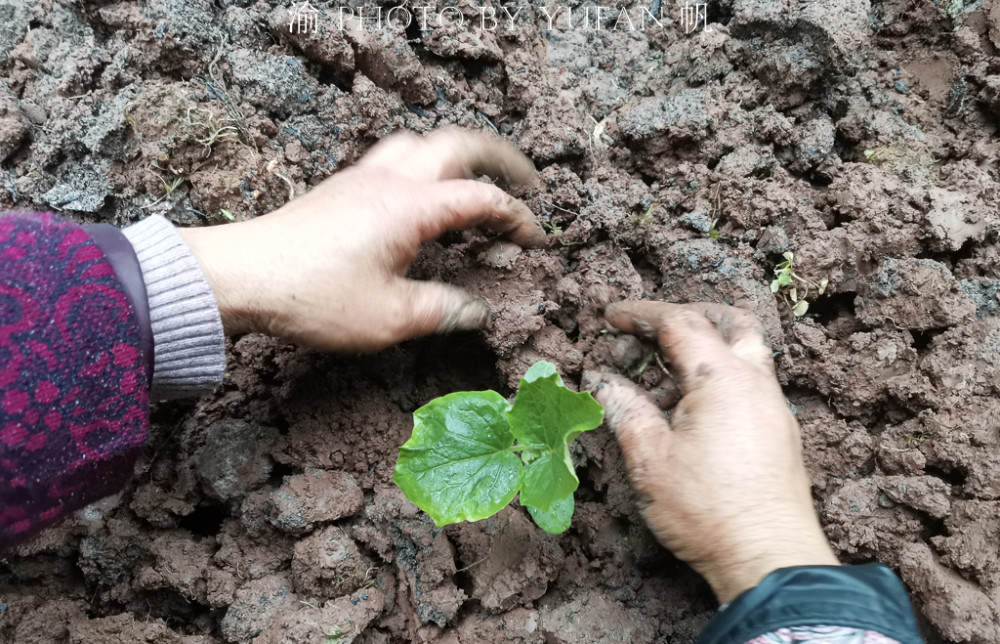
[0,212,149,548]
[745,626,903,643]
[699,565,924,644]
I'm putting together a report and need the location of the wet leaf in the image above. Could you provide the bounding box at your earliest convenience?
[789,287,798,302]
[793,299,809,317]
[818,278,829,295]
[394,361,604,529]
[526,494,574,534]
[770,279,780,293]
[394,391,522,526]
[523,360,562,384]
[507,370,604,512]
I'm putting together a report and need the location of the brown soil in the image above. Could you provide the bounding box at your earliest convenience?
[3,1,1000,642]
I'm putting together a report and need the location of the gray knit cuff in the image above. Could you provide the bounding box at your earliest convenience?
[122,215,226,400]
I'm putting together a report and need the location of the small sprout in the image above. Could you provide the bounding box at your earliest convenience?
[542,219,563,236]
[324,626,347,644]
[220,208,236,221]
[769,251,828,319]
[709,218,719,239]
[161,175,184,196]
[629,350,655,379]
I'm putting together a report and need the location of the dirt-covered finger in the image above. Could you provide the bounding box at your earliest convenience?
[355,129,423,176]
[590,373,672,498]
[605,301,732,391]
[395,279,490,340]
[682,303,775,373]
[416,180,548,248]
[417,127,537,184]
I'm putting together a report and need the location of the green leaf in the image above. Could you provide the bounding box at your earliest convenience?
[520,452,578,512]
[777,271,793,286]
[393,391,522,526]
[506,369,604,512]
[526,494,574,534]
[523,360,563,385]
[793,299,809,317]
[393,361,605,533]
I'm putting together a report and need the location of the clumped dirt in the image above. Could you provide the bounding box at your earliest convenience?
[3,0,1000,642]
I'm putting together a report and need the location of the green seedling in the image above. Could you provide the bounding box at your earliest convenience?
[219,208,236,221]
[162,175,185,195]
[708,218,720,239]
[770,251,828,318]
[323,626,347,644]
[629,349,656,379]
[542,219,563,236]
[140,165,187,211]
[629,203,657,229]
[393,361,604,534]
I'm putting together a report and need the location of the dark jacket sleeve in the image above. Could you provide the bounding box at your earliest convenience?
[0,212,150,548]
[697,564,925,644]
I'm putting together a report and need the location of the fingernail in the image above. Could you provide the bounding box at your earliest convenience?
[591,381,613,405]
[580,370,603,393]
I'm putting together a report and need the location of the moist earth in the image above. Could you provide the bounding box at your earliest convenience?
[3,0,1000,643]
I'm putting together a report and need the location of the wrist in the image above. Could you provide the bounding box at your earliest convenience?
[177,224,267,337]
[701,530,840,604]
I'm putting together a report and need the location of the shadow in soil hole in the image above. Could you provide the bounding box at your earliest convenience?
[807,291,857,325]
[406,331,511,397]
[178,503,229,537]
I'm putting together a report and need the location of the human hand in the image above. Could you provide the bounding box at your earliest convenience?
[179,128,547,351]
[590,301,838,604]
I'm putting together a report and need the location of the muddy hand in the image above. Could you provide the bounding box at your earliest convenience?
[591,301,839,604]
[179,128,547,351]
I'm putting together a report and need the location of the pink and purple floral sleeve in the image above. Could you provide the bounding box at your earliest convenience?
[0,213,149,548]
